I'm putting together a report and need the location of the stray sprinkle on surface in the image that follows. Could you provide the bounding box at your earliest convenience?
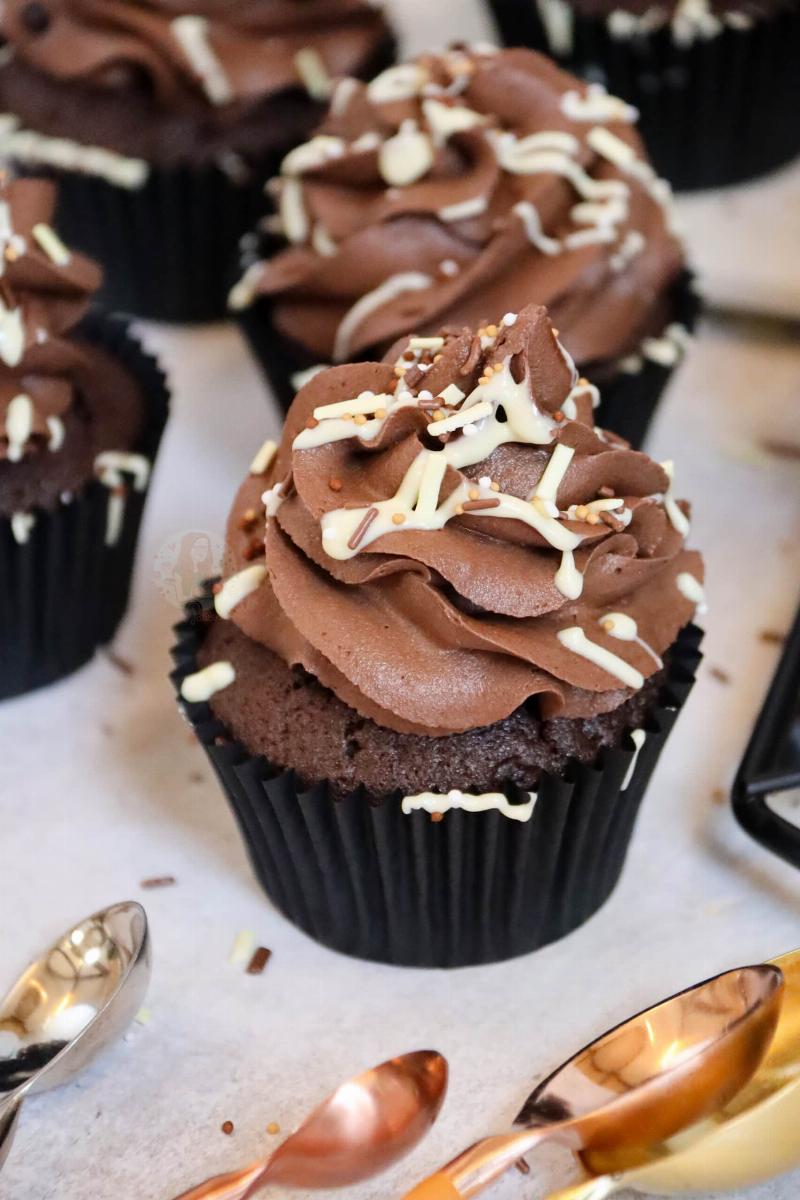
[760,629,786,645]
[221,1120,234,1136]
[135,1007,152,1026]
[430,811,445,823]
[711,788,726,806]
[515,1159,530,1175]
[709,665,731,684]
[266,1122,281,1135]
[228,930,256,967]
[246,946,272,976]
[140,875,177,889]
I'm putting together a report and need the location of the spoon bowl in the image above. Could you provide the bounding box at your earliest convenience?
[548,948,800,1199]
[0,901,150,1171]
[403,964,783,1199]
[172,1050,448,1199]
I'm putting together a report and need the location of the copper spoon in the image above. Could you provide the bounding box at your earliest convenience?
[170,1049,448,1199]
[547,947,800,1199]
[403,964,783,1199]
[0,901,150,1173]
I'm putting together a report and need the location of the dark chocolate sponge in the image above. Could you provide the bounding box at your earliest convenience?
[198,615,666,801]
[0,341,144,517]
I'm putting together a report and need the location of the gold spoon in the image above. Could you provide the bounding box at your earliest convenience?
[546,947,800,1199]
[402,964,783,1199]
[171,1050,448,1199]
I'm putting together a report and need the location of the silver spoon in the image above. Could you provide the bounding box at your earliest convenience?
[0,900,151,1171]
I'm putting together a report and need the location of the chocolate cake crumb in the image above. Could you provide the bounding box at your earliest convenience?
[221,1121,234,1136]
[246,947,272,975]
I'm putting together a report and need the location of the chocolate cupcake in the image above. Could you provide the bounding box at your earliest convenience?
[231,45,696,447]
[0,1,395,322]
[489,0,800,191]
[172,303,704,967]
[0,177,169,700]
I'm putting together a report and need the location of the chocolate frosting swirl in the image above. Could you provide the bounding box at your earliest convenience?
[234,46,684,370]
[0,177,100,464]
[1,1,392,114]
[220,303,703,736]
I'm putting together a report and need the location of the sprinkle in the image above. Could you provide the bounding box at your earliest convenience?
[140,876,176,890]
[573,505,589,520]
[221,1121,234,1136]
[135,1008,152,1026]
[305,417,319,430]
[244,539,266,561]
[469,487,480,500]
[428,399,493,436]
[32,222,70,265]
[599,485,615,498]
[711,788,726,806]
[709,666,731,684]
[760,630,786,645]
[491,481,500,492]
[246,947,272,975]
[485,324,498,337]
[515,1159,530,1175]
[430,811,445,823]
[553,411,564,423]
[266,1122,281,1136]
[228,930,256,966]
[354,414,368,425]
[374,407,387,419]
[600,510,624,532]
[348,507,379,550]
[408,336,445,351]
[461,498,501,512]
[586,513,600,525]
[502,312,517,326]
[392,513,406,525]
[250,439,277,475]
[438,384,465,406]
[329,477,343,492]
[238,508,259,531]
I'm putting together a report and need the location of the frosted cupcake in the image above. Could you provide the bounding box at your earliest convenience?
[173,302,704,967]
[1,177,168,699]
[0,0,395,320]
[230,45,696,447]
[489,0,800,190]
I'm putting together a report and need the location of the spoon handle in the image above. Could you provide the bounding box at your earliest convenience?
[402,1129,551,1198]
[169,1160,265,1200]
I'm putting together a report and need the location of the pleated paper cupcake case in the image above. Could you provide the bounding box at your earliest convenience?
[0,311,169,701]
[489,2,800,192]
[171,591,703,967]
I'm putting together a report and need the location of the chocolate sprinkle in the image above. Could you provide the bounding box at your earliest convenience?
[140,876,177,890]
[221,1121,234,1136]
[461,498,501,512]
[709,665,731,684]
[348,506,379,550]
[246,946,272,975]
[759,629,786,645]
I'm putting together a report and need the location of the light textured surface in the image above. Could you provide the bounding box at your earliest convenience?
[3,3,800,1198]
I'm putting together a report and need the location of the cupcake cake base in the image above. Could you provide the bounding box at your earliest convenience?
[172,586,702,968]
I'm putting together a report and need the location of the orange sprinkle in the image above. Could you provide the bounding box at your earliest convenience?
[430,812,445,823]
[221,1121,234,1136]
[553,410,564,422]
[469,487,480,500]
[305,417,319,430]
[266,1122,281,1135]
[485,324,498,337]
[587,513,600,525]
[392,513,406,525]
[374,408,387,419]
[329,477,343,492]
[490,481,500,492]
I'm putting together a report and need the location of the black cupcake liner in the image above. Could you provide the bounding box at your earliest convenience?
[489,1,800,192]
[0,311,169,701]
[237,269,698,450]
[171,587,703,967]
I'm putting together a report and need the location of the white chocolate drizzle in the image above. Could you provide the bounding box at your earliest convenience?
[367,63,429,104]
[11,511,35,544]
[677,572,706,612]
[249,439,277,476]
[561,85,638,124]
[46,415,65,452]
[557,626,644,689]
[32,223,70,265]
[171,16,233,105]
[5,393,33,462]
[95,452,151,546]
[437,195,488,223]
[378,121,434,187]
[402,789,537,822]
[536,0,576,54]
[660,459,690,536]
[333,272,432,362]
[181,661,236,703]
[0,115,148,189]
[294,47,333,101]
[599,611,663,669]
[622,729,646,790]
[94,451,150,492]
[0,296,25,367]
[214,564,268,619]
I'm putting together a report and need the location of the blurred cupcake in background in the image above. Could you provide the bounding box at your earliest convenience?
[231,45,696,449]
[0,0,396,322]
[0,177,169,700]
[173,303,704,967]
[489,0,800,191]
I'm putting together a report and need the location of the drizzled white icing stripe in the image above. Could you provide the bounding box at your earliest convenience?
[599,612,663,669]
[402,789,537,821]
[333,272,432,362]
[250,439,277,476]
[5,393,33,462]
[95,451,150,491]
[214,564,268,619]
[46,415,64,452]
[557,626,644,689]
[677,572,706,612]
[294,47,333,101]
[561,86,638,124]
[379,121,434,187]
[368,63,429,104]
[181,661,236,703]
[438,195,488,223]
[0,298,25,367]
[660,460,690,536]
[0,115,148,189]
[11,511,35,544]
[622,729,646,790]
[171,16,233,105]
[32,223,70,265]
